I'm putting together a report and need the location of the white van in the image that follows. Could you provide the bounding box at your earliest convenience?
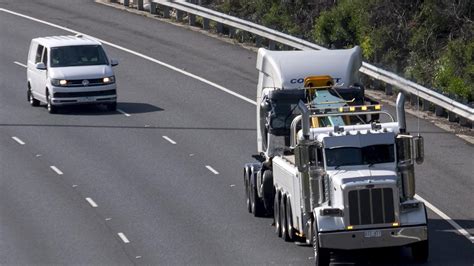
[27,35,118,113]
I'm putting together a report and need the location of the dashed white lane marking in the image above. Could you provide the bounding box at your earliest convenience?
[3,7,472,245]
[50,166,64,175]
[0,8,256,106]
[117,109,131,117]
[117,232,130,243]
[85,197,98,208]
[162,136,177,145]
[13,61,27,68]
[11,136,25,145]
[415,194,474,244]
[205,165,219,175]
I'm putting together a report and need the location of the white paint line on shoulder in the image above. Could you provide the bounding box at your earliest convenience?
[13,61,27,68]
[117,109,131,117]
[50,166,64,175]
[0,8,256,106]
[85,197,98,208]
[162,136,177,145]
[415,194,474,244]
[11,136,25,145]
[117,232,130,243]
[205,165,219,175]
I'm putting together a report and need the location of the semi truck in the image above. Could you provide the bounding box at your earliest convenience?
[243,47,428,265]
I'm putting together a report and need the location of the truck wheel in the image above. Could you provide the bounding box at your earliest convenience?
[262,170,274,214]
[274,192,281,237]
[250,173,265,217]
[243,166,251,213]
[280,198,291,242]
[285,197,296,241]
[411,240,429,263]
[313,221,330,266]
[28,87,39,106]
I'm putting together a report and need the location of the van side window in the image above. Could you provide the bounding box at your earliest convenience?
[35,45,44,63]
[42,49,48,66]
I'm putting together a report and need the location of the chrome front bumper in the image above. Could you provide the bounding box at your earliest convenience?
[319,225,428,250]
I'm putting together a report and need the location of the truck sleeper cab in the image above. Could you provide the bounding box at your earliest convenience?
[27,35,118,113]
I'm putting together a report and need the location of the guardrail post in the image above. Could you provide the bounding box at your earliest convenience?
[268,40,276,50]
[229,27,236,38]
[176,10,184,22]
[410,93,418,106]
[150,2,158,14]
[422,99,431,111]
[385,84,393,95]
[123,0,129,7]
[255,36,262,47]
[163,6,170,18]
[202,18,210,30]
[137,0,144,10]
[448,111,458,122]
[188,13,196,26]
[435,105,446,117]
[216,23,224,34]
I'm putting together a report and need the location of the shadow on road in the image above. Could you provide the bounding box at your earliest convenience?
[42,102,163,115]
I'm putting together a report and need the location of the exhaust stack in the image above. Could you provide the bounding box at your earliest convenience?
[396,93,407,133]
[298,100,310,140]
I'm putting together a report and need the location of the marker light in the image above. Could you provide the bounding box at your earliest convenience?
[361,106,368,111]
[347,226,353,230]
[374,105,382,110]
[339,107,344,112]
[349,106,356,112]
[392,223,399,227]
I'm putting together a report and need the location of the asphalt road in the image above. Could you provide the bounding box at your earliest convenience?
[0,0,473,265]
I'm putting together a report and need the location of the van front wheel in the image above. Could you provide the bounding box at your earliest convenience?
[28,88,40,107]
[47,92,57,114]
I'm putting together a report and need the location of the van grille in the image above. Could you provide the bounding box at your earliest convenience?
[53,89,116,98]
[64,78,109,87]
[348,188,395,226]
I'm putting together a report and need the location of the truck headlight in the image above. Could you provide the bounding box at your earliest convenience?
[320,208,344,217]
[103,76,115,84]
[51,79,67,86]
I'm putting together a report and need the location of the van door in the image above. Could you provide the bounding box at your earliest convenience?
[29,44,48,102]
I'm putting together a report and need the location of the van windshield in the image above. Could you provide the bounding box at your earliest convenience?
[50,45,108,67]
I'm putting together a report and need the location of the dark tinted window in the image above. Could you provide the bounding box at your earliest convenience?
[325,144,395,167]
[42,49,48,65]
[35,45,44,63]
[50,45,108,67]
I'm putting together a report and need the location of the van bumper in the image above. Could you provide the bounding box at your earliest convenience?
[318,225,428,250]
[50,84,117,105]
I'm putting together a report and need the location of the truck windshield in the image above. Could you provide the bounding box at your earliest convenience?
[50,45,108,67]
[325,144,395,167]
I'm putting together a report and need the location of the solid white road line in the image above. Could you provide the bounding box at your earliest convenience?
[13,61,27,68]
[11,136,25,145]
[0,8,256,106]
[117,109,131,117]
[85,197,98,208]
[50,166,64,175]
[205,165,219,175]
[162,136,177,145]
[117,232,130,243]
[415,194,474,244]
[2,7,471,245]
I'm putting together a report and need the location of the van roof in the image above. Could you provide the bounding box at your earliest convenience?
[32,35,102,48]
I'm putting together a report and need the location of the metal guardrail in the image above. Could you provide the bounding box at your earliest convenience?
[117,0,473,125]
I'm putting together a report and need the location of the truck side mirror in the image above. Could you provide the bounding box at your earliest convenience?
[294,145,309,172]
[396,134,413,164]
[413,135,424,164]
[35,62,46,70]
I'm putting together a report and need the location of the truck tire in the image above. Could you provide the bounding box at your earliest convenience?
[280,197,291,242]
[313,221,330,266]
[411,240,429,263]
[262,170,274,214]
[243,166,251,213]
[251,175,265,217]
[274,191,281,237]
[285,197,296,241]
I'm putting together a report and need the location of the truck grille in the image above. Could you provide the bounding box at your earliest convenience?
[348,188,395,226]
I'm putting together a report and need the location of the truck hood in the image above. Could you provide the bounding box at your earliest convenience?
[49,65,112,80]
[327,167,397,188]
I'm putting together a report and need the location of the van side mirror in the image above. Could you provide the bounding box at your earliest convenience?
[110,59,119,67]
[413,135,424,164]
[35,62,46,70]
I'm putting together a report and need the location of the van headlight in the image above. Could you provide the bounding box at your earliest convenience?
[103,76,115,84]
[51,79,68,86]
